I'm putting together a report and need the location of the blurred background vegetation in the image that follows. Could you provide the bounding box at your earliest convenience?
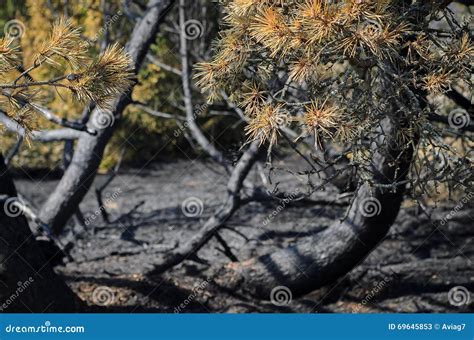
[0,0,243,172]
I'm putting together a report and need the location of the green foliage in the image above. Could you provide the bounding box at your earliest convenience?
[0,0,26,28]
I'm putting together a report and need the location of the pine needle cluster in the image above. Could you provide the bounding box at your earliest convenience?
[196,0,472,197]
[196,0,472,149]
[0,18,134,137]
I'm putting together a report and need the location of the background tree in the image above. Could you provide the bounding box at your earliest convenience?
[0,3,171,310]
[36,0,175,235]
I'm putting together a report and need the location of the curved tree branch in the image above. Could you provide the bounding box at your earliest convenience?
[217,117,416,299]
[151,140,260,274]
[0,111,85,142]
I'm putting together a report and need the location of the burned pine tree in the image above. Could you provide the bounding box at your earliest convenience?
[195,0,473,297]
[0,0,471,312]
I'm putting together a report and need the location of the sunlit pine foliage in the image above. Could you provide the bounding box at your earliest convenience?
[196,0,473,199]
[0,18,134,139]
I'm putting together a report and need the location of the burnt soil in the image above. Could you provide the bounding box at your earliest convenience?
[16,158,474,313]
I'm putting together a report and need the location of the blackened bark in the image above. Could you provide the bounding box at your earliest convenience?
[219,118,416,298]
[0,154,79,312]
[38,0,175,235]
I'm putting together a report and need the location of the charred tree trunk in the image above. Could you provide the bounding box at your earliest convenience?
[0,154,79,312]
[219,118,416,298]
[38,0,175,235]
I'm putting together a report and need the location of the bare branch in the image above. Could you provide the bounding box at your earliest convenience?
[151,140,260,274]
[445,88,472,112]
[0,111,85,141]
[31,104,97,134]
[4,135,23,165]
[179,0,227,167]
[131,101,185,120]
[38,0,176,235]
[146,54,182,76]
